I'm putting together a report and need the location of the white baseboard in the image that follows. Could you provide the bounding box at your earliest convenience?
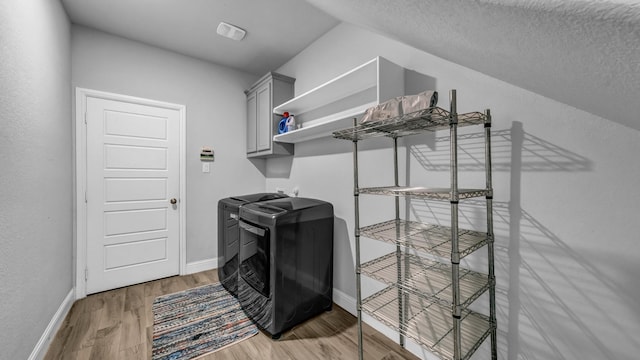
[185,258,218,275]
[332,287,356,315]
[28,289,75,360]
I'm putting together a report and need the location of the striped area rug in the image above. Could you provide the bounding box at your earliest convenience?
[152,283,259,360]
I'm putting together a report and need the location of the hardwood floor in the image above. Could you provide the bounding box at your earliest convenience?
[44,270,418,360]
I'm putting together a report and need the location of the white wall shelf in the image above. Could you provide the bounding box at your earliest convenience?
[273,56,404,144]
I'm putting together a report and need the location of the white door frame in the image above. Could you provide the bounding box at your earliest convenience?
[74,88,187,299]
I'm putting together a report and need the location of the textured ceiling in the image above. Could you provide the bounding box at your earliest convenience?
[304,0,640,130]
[61,0,339,76]
[62,0,640,129]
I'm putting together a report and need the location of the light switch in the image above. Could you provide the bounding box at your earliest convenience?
[202,163,210,173]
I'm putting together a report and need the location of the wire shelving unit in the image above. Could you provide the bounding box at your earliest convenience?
[332,90,497,360]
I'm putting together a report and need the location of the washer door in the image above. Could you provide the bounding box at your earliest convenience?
[239,220,270,297]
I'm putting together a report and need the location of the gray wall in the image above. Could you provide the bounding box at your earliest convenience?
[268,23,640,360]
[71,26,266,263]
[0,0,72,359]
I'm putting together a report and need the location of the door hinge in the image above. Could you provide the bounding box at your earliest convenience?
[84,268,88,281]
[84,111,87,124]
[85,191,87,203]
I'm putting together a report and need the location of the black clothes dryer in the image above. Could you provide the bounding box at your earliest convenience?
[217,193,288,296]
[237,197,334,338]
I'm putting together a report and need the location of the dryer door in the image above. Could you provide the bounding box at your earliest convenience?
[239,220,270,297]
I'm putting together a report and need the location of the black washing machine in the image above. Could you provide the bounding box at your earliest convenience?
[217,193,288,296]
[237,197,334,338]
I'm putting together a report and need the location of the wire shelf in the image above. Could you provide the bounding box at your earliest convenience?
[348,91,497,359]
[361,252,490,309]
[332,107,487,141]
[360,219,489,259]
[362,286,492,360]
[359,186,491,200]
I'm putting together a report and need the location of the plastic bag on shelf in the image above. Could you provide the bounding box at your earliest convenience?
[360,90,438,124]
[401,90,438,114]
[360,96,402,123]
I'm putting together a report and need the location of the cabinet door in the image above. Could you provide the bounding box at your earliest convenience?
[256,81,272,152]
[246,91,257,153]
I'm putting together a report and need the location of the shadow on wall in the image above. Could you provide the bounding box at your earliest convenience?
[405,122,637,359]
[404,69,437,96]
[333,217,356,299]
[248,157,267,177]
[406,123,591,173]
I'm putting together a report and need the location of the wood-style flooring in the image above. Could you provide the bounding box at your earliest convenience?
[44,270,418,359]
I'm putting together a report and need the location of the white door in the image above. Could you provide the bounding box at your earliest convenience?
[85,96,181,294]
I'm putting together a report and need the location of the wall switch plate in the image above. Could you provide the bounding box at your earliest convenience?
[202,163,210,173]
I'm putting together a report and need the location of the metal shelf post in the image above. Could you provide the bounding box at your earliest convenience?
[484,109,497,360]
[353,118,364,360]
[449,90,462,360]
[393,137,406,347]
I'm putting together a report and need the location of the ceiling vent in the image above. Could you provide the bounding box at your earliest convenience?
[216,22,246,41]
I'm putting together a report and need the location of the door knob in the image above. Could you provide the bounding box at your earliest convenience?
[170,198,177,204]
